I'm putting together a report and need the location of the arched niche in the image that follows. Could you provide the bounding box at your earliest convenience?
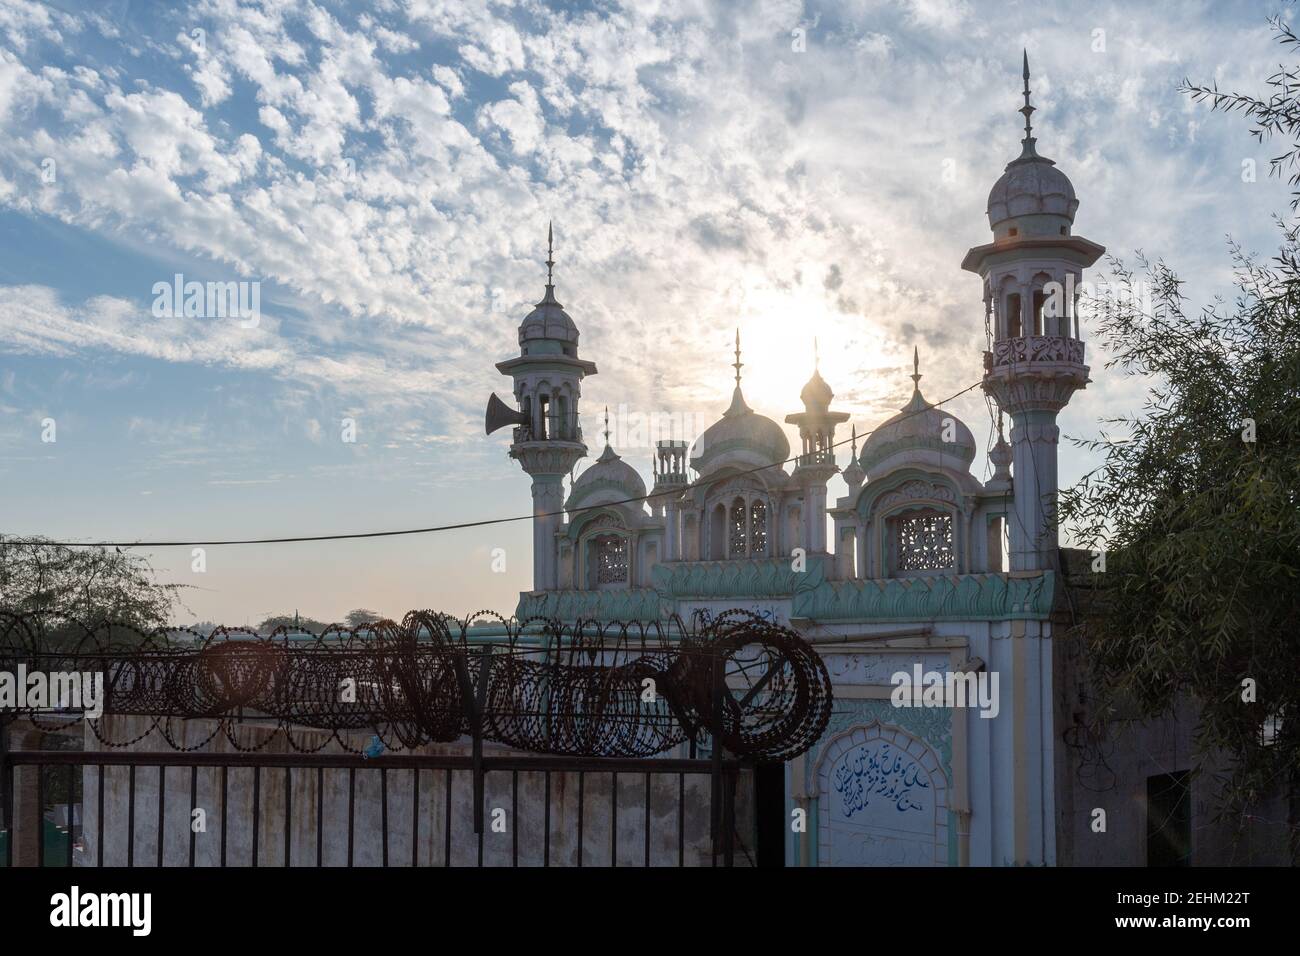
[812,721,950,867]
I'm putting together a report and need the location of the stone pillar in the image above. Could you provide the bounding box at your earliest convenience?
[664,499,679,561]
[4,722,45,867]
[530,476,565,591]
[1008,411,1061,572]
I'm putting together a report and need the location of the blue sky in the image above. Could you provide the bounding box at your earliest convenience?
[0,0,1295,626]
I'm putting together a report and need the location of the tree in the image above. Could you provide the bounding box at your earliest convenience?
[344,608,382,628]
[256,612,330,636]
[0,534,184,639]
[1062,56,1300,855]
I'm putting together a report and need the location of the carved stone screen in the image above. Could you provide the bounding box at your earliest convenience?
[895,512,954,572]
[594,534,628,584]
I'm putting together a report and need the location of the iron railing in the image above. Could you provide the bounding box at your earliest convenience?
[1,748,746,867]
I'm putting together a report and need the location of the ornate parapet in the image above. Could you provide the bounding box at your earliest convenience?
[515,587,667,622]
[791,571,1055,622]
[986,334,1084,370]
[509,439,587,477]
[651,555,829,599]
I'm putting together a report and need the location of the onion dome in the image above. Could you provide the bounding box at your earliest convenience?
[858,348,976,476]
[986,52,1078,234]
[689,331,791,475]
[518,223,580,355]
[566,408,646,511]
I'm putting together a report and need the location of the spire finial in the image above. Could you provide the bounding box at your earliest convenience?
[732,328,744,387]
[603,404,610,445]
[545,221,555,289]
[814,336,819,371]
[1018,49,1039,159]
[911,346,921,386]
[850,423,858,456]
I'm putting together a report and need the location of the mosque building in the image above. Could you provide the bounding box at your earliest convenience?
[484,56,1283,867]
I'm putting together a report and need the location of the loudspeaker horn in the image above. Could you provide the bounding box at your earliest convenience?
[485,392,530,436]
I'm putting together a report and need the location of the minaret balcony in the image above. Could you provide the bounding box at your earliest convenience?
[984,334,1085,372]
[795,449,837,469]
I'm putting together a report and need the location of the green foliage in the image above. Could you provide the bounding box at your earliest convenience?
[1061,239,1300,818]
[256,613,331,636]
[0,535,183,639]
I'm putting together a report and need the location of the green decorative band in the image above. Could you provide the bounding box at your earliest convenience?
[650,555,828,599]
[791,571,1055,621]
[515,588,667,622]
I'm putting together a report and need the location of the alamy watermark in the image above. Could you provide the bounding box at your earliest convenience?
[890,664,1000,719]
[0,666,104,718]
[152,273,260,328]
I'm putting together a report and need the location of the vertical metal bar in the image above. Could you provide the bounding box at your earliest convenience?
[2,736,12,868]
[443,768,452,867]
[284,767,292,867]
[0,725,8,869]
[126,764,135,868]
[710,654,724,868]
[66,764,74,868]
[316,766,323,868]
[347,767,355,867]
[644,772,651,868]
[610,771,618,867]
[678,772,685,867]
[96,763,104,868]
[577,771,584,868]
[511,770,518,867]
[411,769,419,868]
[188,765,197,867]
[251,765,260,867]
[219,764,227,867]
[380,767,388,868]
[37,762,45,867]
[543,770,551,868]
[724,768,736,867]
[156,765,165,867]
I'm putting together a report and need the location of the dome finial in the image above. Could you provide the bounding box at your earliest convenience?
[911,346,921,387]
[732,328,744,387]
[850,423,858,456]
[814,336,819,371]
[603,404,610,446]
[545,221,555,290]
[1018,49,1040,160]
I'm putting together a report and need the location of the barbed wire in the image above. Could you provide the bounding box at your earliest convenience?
[0,608,833,762]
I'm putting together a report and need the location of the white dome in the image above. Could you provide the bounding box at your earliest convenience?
[518,286,579,349]
[566,444,646,511]
[859,383,976,476]
[987,155,1078,229]
[690,387,791,476]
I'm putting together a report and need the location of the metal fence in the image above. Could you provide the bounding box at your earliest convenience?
[1,745,748,867]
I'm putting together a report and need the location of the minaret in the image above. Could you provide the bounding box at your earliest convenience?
[961,53,1104,572]
[492,225,596,591]
[785,339,849,554]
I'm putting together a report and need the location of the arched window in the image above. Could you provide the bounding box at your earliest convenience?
[709,505,726,560]
[729,498,747,557]
[750,500,768,555]
[593,534,628,585]
[1006,293,1022,338]
[893,510,954,573]
[1032,289,1046,335]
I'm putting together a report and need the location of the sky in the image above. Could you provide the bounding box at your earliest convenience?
[0,0,1296,627]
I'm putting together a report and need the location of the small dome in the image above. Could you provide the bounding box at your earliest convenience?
[519,286,579,347]
[566,444,646,511]
[690,387,791,475]
[859,379,976,476]
[800,368,834,411]
[987,155,1078,228]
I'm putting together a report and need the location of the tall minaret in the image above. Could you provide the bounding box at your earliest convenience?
[961,52,1104,572]
[785,340,849,555]
[492,225,597,591]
